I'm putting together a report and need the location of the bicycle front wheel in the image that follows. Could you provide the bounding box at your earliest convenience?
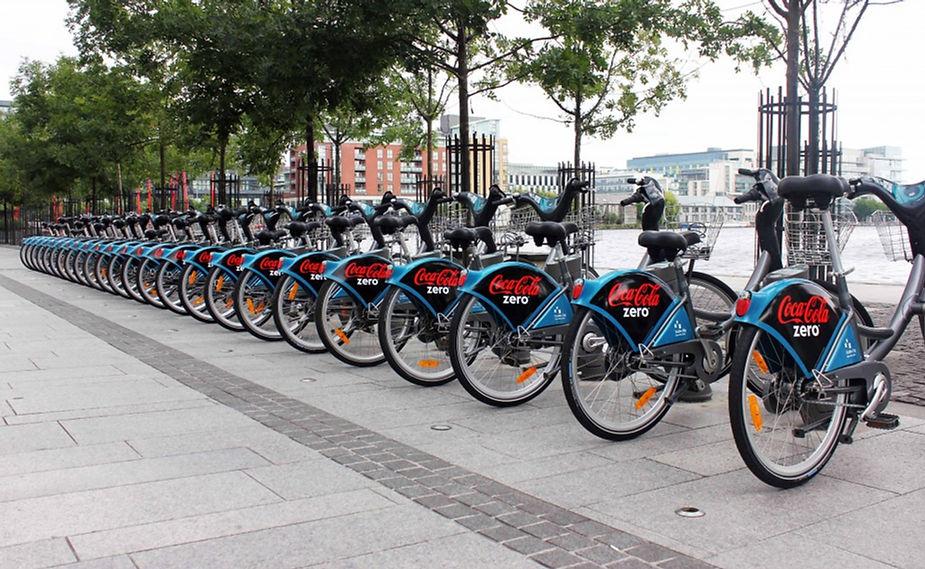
[205,267,244,331]
[728,325,847,488]
[315,281,385,366]
[234,269,282,341]
[179,265,213,322]
[448,293,558,406]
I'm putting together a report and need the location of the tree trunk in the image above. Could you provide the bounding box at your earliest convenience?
[334,138,341,189]
[785,0,802,176]
[573,94,583,169]
[806,83,820,174]
[456,20,471,194]
[218,135,227,205]
[116,162,123,214]
[159,135,167,211]
[425,116,434,183]
[91,177,97,215]
[306,115,317,202]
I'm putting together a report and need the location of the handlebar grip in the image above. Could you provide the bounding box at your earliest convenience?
[733,195,747,204]
[493,196,515,206]
[626,178,637,184]
[849,178,862,185]
[738,168,757,177]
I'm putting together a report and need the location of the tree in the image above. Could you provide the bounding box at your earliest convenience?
[522,0,774,166]
[761,0,901,175]
[408,0,546,192]
[393,58,455,182]
[852,196,887,221]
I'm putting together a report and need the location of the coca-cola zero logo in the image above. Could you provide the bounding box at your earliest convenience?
[226,254,245,267]
[488,274,542,297]
[198,251,212,264]
[176,250,186,261]
[777,295,831,325]
[413,267,465,288]
[258,257,283,271]
[345,262,391,280]
[298,259,325,274]
[607,282,662,308]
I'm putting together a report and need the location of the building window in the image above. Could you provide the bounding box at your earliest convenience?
[387,172,393,182]
[377,161,383,170]
[387,148,393,159]
[377,148,383,158]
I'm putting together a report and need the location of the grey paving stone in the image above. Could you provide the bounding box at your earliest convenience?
[129,504,461,569]
[0,537,75,569]
[60,406,257,444]
[546,532,598,552]
[589,469,893,554]
[70,488,395,559]
[576,544,628,565]
[479,524,527,543]
[55,556,137,569]
[0,471,279,548]
[709,532,891,569]
[309,532,541,568]
[821,430,925,493]
[504,536,557,556]
[126,426,321,464]
[7,381,202,415]
[522,521,569,539]
[245,460,374,500]
[529,548,584,568]
[0,447,269,503]
[3,399,215,426]
[799,487,925,569]
[0,422,74,456]
[0,442,138,478]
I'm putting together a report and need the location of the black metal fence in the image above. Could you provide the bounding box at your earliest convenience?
[757,86,841,177]
[445,133,495,196]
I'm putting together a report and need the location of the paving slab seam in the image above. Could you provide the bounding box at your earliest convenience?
[0,273,718,569]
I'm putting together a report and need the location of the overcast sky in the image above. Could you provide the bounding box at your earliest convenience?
[2,0,923,180]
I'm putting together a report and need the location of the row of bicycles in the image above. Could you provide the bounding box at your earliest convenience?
[19,171,925,488]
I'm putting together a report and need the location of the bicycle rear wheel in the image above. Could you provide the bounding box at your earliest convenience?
[728,326,847,488]
[205,267,244,331]
[179,265,214,322]
[449,293,558,406]
[315,281,385,366]
[561,307,680,440]
[156,262,187,314]
[273,276,324,353]
[137,259,166,308]
[379,286,454,387]
[234,269,282,341]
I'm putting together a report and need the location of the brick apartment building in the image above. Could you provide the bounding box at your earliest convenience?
[283,141,449,200]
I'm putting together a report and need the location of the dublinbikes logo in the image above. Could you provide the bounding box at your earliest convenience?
[488,274,542,297]
[776,295,831,325]
[413,267,465,288]
[606,282,662,308]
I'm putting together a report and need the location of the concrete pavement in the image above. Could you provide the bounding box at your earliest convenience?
[1,245,924,569]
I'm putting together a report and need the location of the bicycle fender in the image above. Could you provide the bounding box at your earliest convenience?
[280,251,339,295]
[209,246,255,279]
[733,278,861,376]
[161,244,200,267]
[142,244,173,262]
[573,269,690,350]
[388,257,468,317]
[183,246,226,274]
[458,261,563,330]
[239,249,297,287]
[323,253,393,308]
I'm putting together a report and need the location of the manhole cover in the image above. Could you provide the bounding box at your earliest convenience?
[675,507,704,518]
[430,424,452,431]
[300,378,317,383]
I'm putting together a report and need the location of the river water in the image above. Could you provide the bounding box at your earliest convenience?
[594,225,910,286]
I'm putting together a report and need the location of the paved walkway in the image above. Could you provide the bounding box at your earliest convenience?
[1,246,924,569]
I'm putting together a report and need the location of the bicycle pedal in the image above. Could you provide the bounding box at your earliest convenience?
[865,413,900,430]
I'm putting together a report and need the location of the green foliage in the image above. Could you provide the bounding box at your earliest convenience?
[520,0,776,164]
[665,190,680,222]
[853,197,887,221]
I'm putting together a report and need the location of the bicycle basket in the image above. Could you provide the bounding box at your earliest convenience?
[668,212,725,261]
[784,200,857,266]
[871,210,911,262]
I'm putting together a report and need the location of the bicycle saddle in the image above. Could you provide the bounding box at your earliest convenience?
[525,221,578,247]
[375,215,417,236]
[287,221,319,238]
[444,227,478,250]
[778,174,847,209]
[638,231,688,262]
[255,229,287,245]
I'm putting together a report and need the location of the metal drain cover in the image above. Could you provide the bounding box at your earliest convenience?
[675,507,705,518]
[430,424,452,431]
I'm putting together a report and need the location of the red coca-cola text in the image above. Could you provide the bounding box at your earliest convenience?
[488,274,542,297]
[226,254,245,267]
[607,282,662,308]
[298,259,325,274]
[258,257,283,271]
[345,262,392,280]
[413,267,465,288]
[777,295,831,325]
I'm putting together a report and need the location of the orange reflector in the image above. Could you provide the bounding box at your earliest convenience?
[418,359,440,368]
[225,298,234,308]
[215,275,225,292]
[334,328,350,345]
[752,351,769,374]
[192,296,204,307]
[188,270,198,286]
[246,298,257,314]
[635,387,657,410]
[101,269,107,278]
[288,283,299,301]
[516,366,537,384]
[748,394,763,432]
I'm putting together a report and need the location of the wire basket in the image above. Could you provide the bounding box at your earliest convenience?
[666,212,725,261]
[784,200,857,266]
[430,202,470,241]
[871,210,911,262]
